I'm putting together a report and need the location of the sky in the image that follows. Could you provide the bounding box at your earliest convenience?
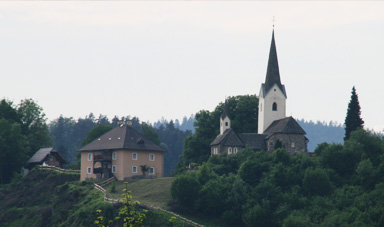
[0,1,383,132]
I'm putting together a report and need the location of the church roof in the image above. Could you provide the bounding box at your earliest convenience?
[262,30,287,98]
[264,117,306,138]
[210,128,244,147]
[79,124,166,152]
[239,133,267,150]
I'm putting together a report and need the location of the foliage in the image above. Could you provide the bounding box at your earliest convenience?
[170,172,201,208]
[171,129,384,226]
[140,165,149,177]
[344,86,364,140]
[0,99,51,184]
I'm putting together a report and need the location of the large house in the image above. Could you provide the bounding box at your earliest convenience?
[210,30,308,155]
[79,121,166,181]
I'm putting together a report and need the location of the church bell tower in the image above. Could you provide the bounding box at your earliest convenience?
[258,30,287,134]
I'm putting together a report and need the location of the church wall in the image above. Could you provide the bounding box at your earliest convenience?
[266,134,307,154]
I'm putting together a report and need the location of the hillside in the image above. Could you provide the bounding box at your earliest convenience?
[0,168,193,227]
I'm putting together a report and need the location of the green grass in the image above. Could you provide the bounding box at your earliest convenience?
[104,177,174,208]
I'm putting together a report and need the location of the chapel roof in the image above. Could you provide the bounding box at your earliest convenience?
[263,117,306,138]
[28,147,66,164]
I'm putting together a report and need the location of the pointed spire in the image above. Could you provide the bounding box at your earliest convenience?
[265,29,283,93]
[221,99,229,120]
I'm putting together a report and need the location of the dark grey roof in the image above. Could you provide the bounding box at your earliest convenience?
[210,129,244,147]
[210,129,267,151]
[263,30,287,98]
[239,133,267,150]
[221,100,229,120]
[28,147,66,164]
[79,124,166,152]
[264,117,306,138]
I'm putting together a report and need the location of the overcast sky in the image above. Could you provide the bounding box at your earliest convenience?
[0,1,383,132]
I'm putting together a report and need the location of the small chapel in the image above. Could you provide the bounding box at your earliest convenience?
[210,30,308,155]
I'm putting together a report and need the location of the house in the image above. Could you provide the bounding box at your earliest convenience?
[210,30,308,155]
[79,120,166,181]
[27,147,67,170]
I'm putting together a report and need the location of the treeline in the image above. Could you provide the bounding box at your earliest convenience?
[171,129,384,226]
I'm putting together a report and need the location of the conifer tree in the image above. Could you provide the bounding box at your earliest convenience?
[344,86,364,140]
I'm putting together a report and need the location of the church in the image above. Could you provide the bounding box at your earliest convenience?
[210,30,308,155]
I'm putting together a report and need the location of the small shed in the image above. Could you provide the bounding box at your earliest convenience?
[27,147,67,170]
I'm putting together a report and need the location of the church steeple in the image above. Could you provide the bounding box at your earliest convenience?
[264,30,285,96]
[220,100,231,135]
[258,30,287,134]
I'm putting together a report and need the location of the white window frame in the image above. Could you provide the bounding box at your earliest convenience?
[87,167,92,174]
[291,142,295,148]
[132,152,138,160]
[112,152,117,160]
[112,165,116,173]
[149,154,155,161]
[132,166,137,173]
[149,167,155,175]
[228,147,232,154]
[213,147,218,154]
[234,147,238,153]
[88,153,92,161]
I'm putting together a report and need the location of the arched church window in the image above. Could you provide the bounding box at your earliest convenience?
[234,147,238,153]
[228,147,232,154]
[225,122,228,126]
[272,102,277,111]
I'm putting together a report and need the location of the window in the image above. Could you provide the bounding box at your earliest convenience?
[112,165,116,173]
[87,167,92,174]
[132,152,138,160]
[149,154,155,161]
[228,147,232,154]
[149,167,155,175]
[112,152,117,160]
[291,142,295,148]
[213,147,218,154]
[225,122,228,126]
[272,102,277,111]
[234,147,238,153]
[88,153,92,161]
[132,166,137,173]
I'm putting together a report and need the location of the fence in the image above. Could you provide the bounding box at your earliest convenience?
[37,165,80,173]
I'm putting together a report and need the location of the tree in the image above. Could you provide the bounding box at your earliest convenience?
[171,173,201,208]
[344,86,364,140]
[140,165,149,177]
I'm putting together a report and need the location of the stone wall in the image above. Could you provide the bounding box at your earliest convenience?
[266,133,307,153]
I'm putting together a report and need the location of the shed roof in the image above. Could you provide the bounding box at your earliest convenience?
[28,147,66,164]
[79,124,166,152]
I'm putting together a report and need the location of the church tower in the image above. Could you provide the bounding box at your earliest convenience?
[258,30,287,134]
[220,100,231,134]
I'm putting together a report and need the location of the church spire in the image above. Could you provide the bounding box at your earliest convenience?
[221,99,229,120]
[264,30,283,94]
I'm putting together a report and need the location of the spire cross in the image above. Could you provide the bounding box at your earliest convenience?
[272,16,276,28]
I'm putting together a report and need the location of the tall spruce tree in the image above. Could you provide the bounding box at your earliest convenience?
[344,86,364,140]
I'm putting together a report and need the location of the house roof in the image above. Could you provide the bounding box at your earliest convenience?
[264,117,306,138]
[79,124,166,152]
[210,128,244,147]
[28,147,66,164]
[262,30,287,98]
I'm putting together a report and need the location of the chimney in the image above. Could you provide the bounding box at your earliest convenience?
[126,120,132,126]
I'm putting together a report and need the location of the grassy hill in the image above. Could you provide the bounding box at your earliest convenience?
[0,168,195,227]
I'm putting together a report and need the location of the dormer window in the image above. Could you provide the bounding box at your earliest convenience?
[272,102,277,111]
[225,122,228,126]
[137,138,144,144]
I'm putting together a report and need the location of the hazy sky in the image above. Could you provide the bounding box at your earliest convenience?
[1,1,383,132]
